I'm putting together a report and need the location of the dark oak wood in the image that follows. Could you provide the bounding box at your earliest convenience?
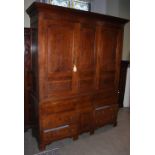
[24,28,33,131]
[26,2,128,150]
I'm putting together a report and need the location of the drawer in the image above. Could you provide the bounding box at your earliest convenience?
[43,124,77,143]
[41,99,77,115]
[95,104,118,127]
[42,111,77,129]
[94,91,116,100]
[93,96,117,107]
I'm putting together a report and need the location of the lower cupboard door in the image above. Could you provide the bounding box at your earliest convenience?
[95,105,116,127]
[79,111,93,133]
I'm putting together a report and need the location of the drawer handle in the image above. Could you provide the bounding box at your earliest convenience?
[44,125,69,133]
[95,105,111,111]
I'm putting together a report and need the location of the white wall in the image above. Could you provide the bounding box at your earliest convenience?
[123,66,130,107]
[119,0,130,60]
[122,23,130,60]
[91,0,107,14]
[106,0,119,17]
[24,0,35,27]
[119,0,130,19]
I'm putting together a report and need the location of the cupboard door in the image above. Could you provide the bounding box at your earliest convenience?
[98,27,119,91]
[79,111,93,133]
[76,24,97,93]
[44,20,77,97]
[95,105,116,127]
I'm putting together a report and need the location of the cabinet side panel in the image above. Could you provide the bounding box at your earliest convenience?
[30,17,40,142]
[31,18,39,100]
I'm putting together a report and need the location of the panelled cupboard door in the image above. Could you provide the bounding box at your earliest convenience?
[98,26,120,91]
[76,24,97,93]
[43,20,78,97]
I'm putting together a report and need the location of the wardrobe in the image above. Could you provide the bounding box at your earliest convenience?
[26,2,128,150]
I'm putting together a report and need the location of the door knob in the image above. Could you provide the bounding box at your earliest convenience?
[73,65,77,72]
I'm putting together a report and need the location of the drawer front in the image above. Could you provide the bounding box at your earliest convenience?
[42,111,77,129]
[43,124,77,143]
[94,96,117,108]
[95,104,118,127]
[41,99,77,115]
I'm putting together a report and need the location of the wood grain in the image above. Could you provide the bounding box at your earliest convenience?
[26,2,128,150]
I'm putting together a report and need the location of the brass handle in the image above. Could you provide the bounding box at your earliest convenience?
[73,65,77,72]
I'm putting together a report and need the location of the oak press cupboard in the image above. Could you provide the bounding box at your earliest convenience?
[26,2,128,150]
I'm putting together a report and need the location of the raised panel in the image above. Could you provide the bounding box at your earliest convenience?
[79,78,95,91]
[77,24,97,92]
[78,26,96,70]
[99,71,115,89]
[98,27,119,90]
[44,20,76,95]
[100,28,118,66]
[47,25,73,73]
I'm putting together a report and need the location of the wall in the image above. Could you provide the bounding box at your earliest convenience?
[91,0,107,14]
[106,0,119,17]
[119,0,130,60]
[24,0,35,27]
[123,66,130,107]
